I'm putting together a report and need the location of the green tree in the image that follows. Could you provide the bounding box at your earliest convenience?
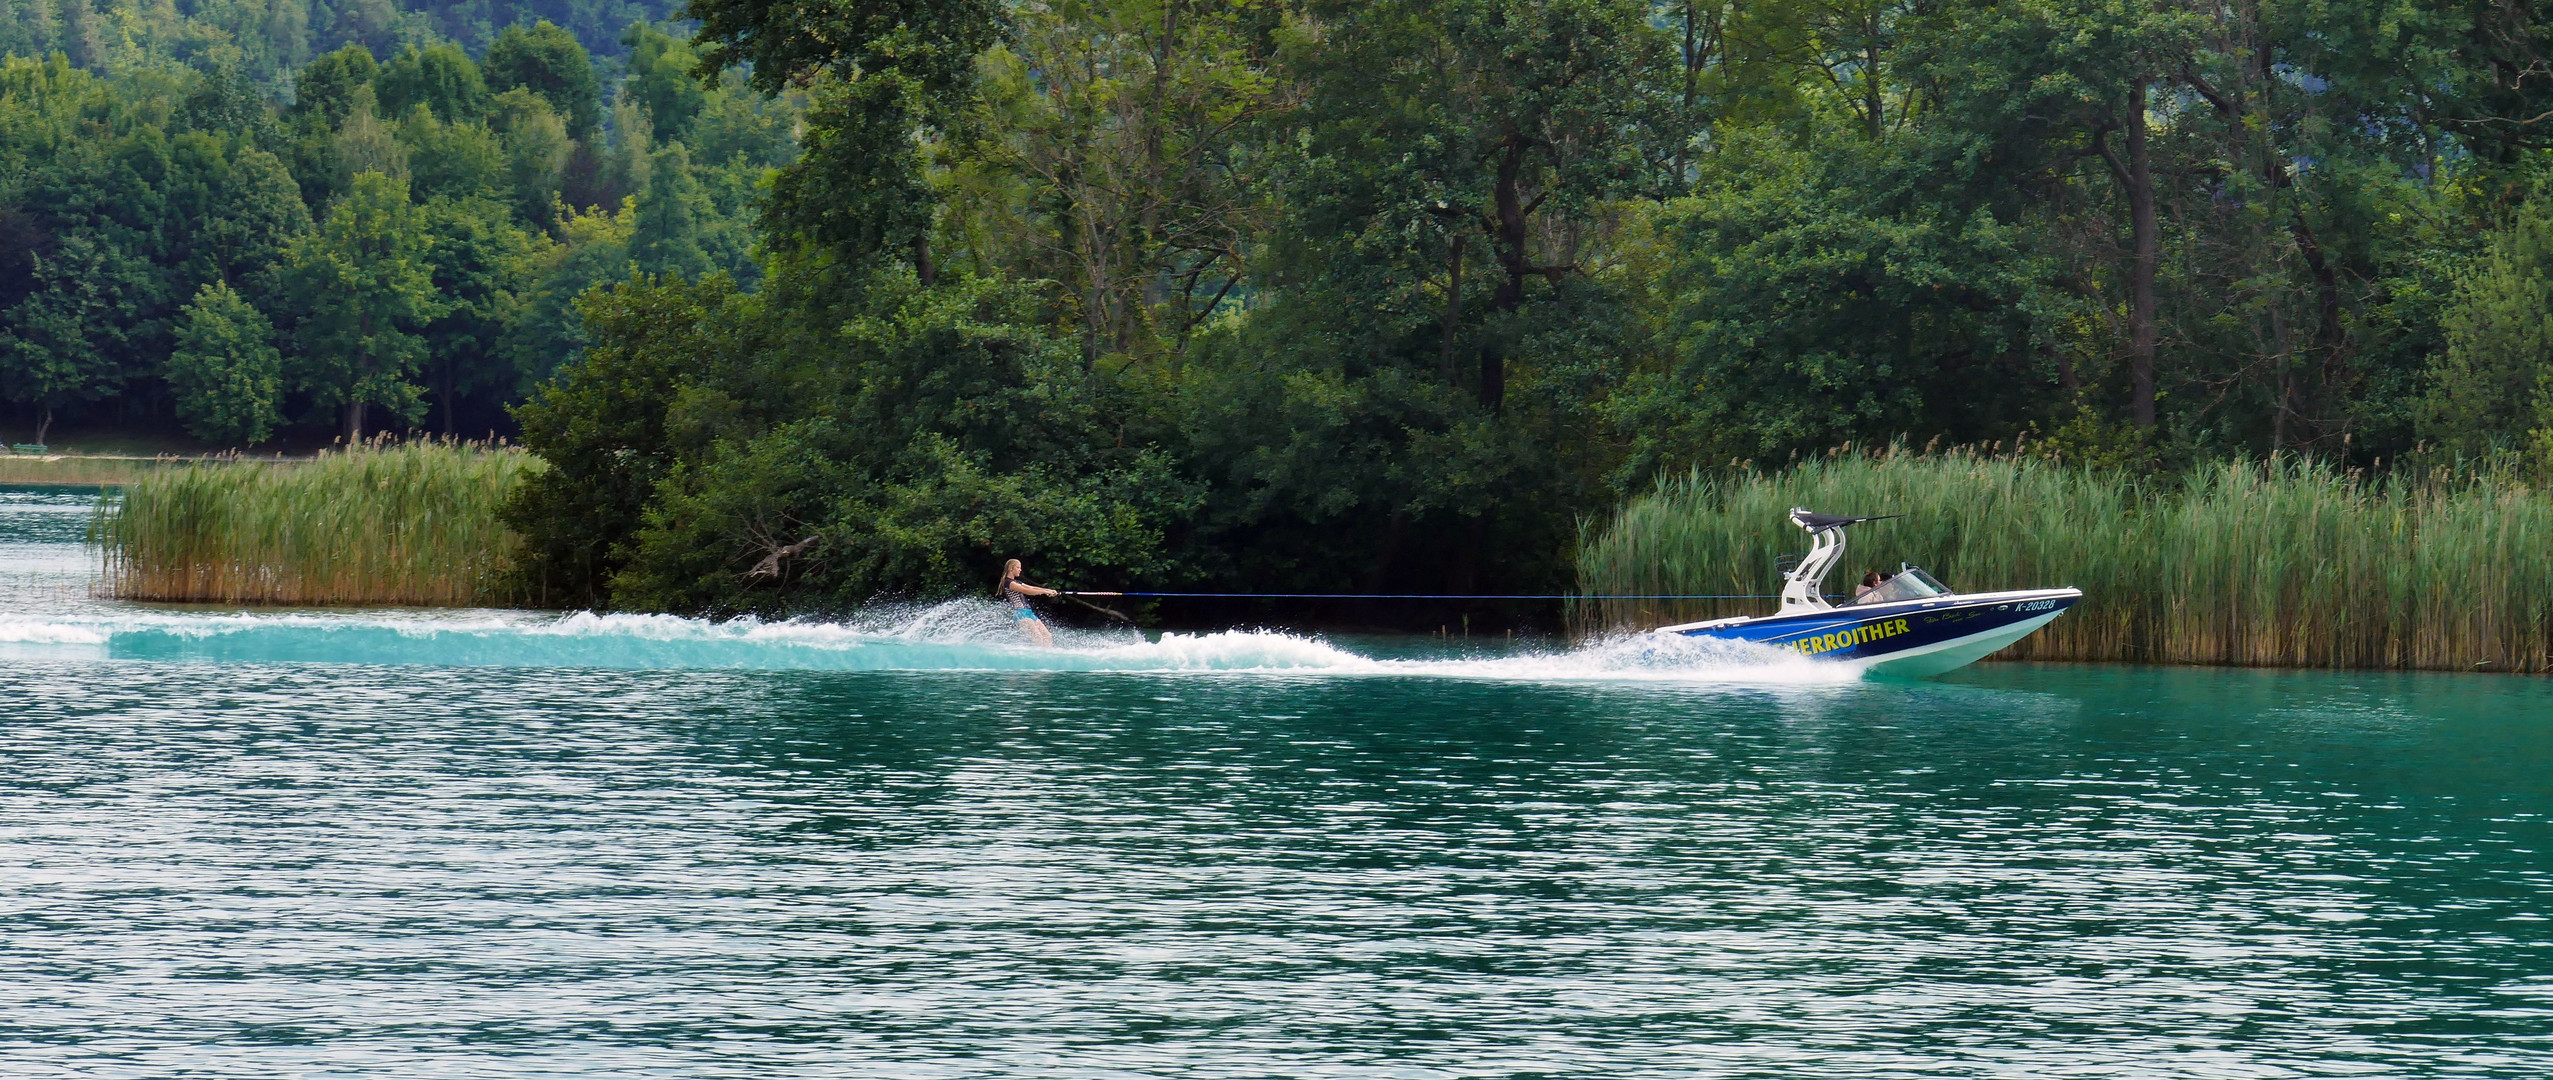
[165,279,285,444]
[162,138,312,308]
[949,0,1288,361]
[331,84,409,185]
[630,141,709,278]
[597,93,652,208]
[278,171,448,440]
[1605,132,2046,476]
[417,195,546,434]
[620,21,705,143]
[689,0,1002,269]
[0,233,148,444]
[1275,0,1674,412]
[400,106,507,201]
[289,43,380,128]
[504,265,707,607]
[0,65,176,445]
[497,199,632,392]
[510,258,1195,615]
[484,20,601,137]
[766,73,936,264]
[377,42,489,124]
[489,88,572,229]
[686,69,798,171]
[175,62,277,138]
[322,0,410,56]
[1135,0,1675,594]
[1915,0,2208,431]
[2425,190,2553,456]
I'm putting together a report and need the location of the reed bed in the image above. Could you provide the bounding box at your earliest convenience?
[0,454,193,487]
[100,440,542,606]
[1575,450,2553,672]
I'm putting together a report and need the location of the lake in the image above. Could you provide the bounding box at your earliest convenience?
[3,485,2548,1077]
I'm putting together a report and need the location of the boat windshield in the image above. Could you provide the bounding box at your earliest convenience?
[1852,564,1952,605]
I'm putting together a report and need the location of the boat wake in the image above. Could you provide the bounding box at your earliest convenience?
[0,599,1855,684]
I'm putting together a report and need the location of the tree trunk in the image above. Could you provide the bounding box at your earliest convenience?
[1677,0,1699,182]
[912,234,936,287]
[2125,79,2159,429]
[344,399,367,443]
[2289,212,2346,439]
[1440,235,1465,381]
[1482,135,1531,413]
[1141,1,1171,311]
[33,406,52,447]
[1863,43,1884,139]
[2270,303,2293,451]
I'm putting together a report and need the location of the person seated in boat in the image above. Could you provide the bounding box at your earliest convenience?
[1853,570,1883,602]
[997,558,1058,646]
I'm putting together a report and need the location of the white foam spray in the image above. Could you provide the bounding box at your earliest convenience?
[0,598,1855,684]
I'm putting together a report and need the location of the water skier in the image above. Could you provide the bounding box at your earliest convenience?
[998,558,1058,646]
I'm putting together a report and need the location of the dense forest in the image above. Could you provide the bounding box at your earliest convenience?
[14,1,2553,616]
[0,4,796,444]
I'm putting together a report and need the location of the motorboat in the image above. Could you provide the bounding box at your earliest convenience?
[1656,508,2081,677]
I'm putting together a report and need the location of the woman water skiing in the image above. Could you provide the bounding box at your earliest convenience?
[997,559,1059,646]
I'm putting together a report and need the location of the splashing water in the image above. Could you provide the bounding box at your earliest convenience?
[0,484,1844,681]
[0,597,1848,682]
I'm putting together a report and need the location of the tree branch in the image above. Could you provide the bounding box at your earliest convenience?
[2182,68,2235,115]
[2090,126,2129,186]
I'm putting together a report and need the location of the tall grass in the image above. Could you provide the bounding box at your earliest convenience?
[101,440,542,606]
[1575,449,2553,672]
[0,454,194,486]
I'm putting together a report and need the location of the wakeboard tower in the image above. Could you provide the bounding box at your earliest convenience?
[1656,509,2081,678]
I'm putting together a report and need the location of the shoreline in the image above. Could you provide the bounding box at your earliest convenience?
[26,588,2551,677]
[0,454,305,488]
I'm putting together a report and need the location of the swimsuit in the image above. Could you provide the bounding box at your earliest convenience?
[1002,581,1041,622]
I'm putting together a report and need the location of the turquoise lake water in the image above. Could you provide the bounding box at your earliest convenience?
[3,485,2550,1077]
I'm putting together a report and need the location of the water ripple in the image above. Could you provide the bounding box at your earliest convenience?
[4,489,2550,1076]
[0,660,2543,1077]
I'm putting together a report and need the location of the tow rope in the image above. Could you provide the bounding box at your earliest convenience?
[1059,592,1777,600]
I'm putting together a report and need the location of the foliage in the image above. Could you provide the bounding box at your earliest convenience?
[1603,132,2046,482]
[620,21,704,143]
[2426,181,2553,457]
[0,20,795,447]
[292,45,381,127]
[3,0,687,89]
[377,42,488,124]
[510,259,1199,615]
[483,20,602,137]
[0,231,149,443]
[506,0,2553,621]
[166,280,286,444]
[630,142,711,278]
[502,266,712,608]
[416,194,549,433]
[276,171,447,438]
[24,0,2553,631]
